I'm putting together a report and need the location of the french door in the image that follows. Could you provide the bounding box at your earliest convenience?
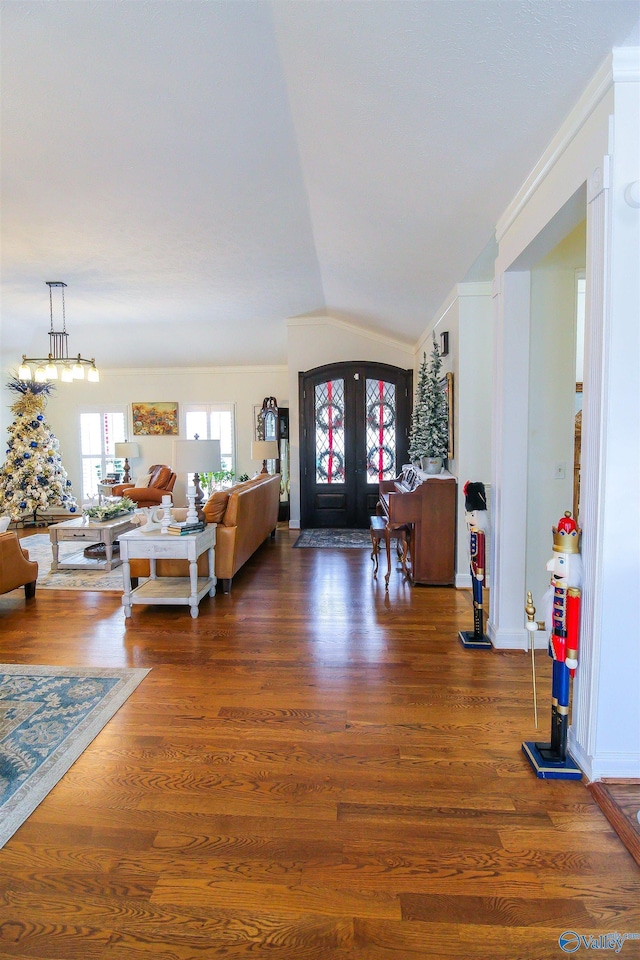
[299,362,412,528]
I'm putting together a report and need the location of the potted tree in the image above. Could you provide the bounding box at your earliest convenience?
[408,338,448,474]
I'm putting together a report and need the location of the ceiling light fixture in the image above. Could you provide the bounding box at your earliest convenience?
[18,281,100,384]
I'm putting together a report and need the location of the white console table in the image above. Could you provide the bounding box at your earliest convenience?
[119,524,216,619]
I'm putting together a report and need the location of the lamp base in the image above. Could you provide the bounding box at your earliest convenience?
[122,458,131,483]
[260,461,269,474]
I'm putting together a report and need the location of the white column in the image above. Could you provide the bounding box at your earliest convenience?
[570,57,640,778]
[487,270,531,649]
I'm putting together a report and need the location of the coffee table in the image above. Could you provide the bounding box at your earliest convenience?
[49,514,137,572]
[119,524,216,619]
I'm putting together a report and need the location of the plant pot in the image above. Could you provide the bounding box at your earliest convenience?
[422,456,443,475]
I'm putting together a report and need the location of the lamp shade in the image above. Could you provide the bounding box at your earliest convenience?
[114,442,140,460]
[251,440,278,461]
[173,439,222,474]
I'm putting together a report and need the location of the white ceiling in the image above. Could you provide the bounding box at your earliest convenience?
[1,1,639,370]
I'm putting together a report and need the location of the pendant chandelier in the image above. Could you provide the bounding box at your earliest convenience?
[18,281,100,384]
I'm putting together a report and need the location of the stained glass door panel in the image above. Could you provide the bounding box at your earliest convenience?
[365,379,397,482]
[314,379,346,484]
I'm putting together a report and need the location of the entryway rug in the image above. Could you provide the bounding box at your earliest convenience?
[0,664,149,848]
[7,534,125,592]
[294,528,397,548]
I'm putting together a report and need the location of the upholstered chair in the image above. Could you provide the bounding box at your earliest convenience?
[111,464,176,509]
[0,531,38,599]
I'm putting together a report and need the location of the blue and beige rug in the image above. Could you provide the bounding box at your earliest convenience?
[0,664,149,847]
[294,528,397,548]
[7,534,125,592]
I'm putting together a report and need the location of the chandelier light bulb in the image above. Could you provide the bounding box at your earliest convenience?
[72,356,85,379]
[61,366,74,383]
[34,365,47,383]
[44,360,59,380]
[87,364,100,383]
[18,360,32,381]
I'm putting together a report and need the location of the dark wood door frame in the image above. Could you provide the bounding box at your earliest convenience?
[299,361,412,529]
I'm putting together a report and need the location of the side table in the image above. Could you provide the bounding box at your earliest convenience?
[119,525,216,619]
[49,514,137,572]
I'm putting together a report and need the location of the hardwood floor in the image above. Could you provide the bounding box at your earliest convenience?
[0,526,638,959]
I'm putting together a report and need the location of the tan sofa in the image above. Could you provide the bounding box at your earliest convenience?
[128,473,280,593]
[0,531,38,599]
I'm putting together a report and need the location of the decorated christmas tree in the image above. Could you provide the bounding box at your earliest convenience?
[0,377,78,524]
[408,337,448,465]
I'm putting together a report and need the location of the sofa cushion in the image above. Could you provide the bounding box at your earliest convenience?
[151,465,172,489]
[203,490,229,523]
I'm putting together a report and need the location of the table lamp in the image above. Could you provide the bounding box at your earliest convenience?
[251,440,278,474]
[114,441,140,483]
[173,438,222,522]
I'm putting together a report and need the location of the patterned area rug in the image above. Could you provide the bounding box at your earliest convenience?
[0,664,149,848]
[7,534,126,592]
[294,528,397,548]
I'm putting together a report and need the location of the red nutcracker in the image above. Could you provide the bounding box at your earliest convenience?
[459,481,491,649]
[522,511,583,779]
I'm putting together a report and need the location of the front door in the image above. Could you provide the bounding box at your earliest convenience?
[299,362,412,528]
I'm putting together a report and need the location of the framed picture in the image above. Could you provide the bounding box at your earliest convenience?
[132,402,179,436]
[439,373,454,461]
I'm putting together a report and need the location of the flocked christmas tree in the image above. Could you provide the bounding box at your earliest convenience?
[0,377,78,523]
[408,337,449,465]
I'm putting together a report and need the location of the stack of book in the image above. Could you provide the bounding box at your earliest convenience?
[166,520,206,536]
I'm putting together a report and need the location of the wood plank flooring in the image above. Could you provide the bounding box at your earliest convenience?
[0,526,638,959]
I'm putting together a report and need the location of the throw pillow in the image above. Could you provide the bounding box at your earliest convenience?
[153,466,172,488]
[203,490,229,523]
[135,474,152,488]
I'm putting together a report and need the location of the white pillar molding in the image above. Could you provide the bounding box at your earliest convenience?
[487,270,531,650]
[570,65,640,779]
[567,159,611,780]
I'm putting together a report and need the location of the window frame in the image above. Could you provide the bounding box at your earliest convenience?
[78,405,128,503]
[182,402,236,475]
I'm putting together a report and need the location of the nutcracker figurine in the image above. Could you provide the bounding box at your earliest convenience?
[459,481,492,649]
[522,511,583,779]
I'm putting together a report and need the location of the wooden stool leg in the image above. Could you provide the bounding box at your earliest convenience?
[400,532,411,580]
[370,532,380,577]
[384,530,392,588]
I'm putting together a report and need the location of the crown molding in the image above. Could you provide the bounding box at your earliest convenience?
[417,281,493,350]
[99,364,288,377]
[612,46,640,82]
[496,52,615,243]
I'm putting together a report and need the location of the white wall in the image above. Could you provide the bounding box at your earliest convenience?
[287,316,414,527]
[37,365,288,507]
[526,221,586,604]
[418,283,494,586]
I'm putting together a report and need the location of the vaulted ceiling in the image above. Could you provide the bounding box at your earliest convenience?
[1,1,638,370]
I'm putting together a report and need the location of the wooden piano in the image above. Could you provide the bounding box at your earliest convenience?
[378,466,456,585]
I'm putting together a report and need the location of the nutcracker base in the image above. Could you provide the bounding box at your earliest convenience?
[522,740,582,780]
[458,630,492,650]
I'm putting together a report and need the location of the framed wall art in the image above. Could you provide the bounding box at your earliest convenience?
[132,402,179,436]
[439,372,454,461]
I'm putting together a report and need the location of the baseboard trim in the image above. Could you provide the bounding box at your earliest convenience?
[588,781,640,868]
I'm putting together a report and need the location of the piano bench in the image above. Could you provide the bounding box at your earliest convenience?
[369,516,411,588]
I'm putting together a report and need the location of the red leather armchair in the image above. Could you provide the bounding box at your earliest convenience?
[111,464,176,509]
[0,531,38,599]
